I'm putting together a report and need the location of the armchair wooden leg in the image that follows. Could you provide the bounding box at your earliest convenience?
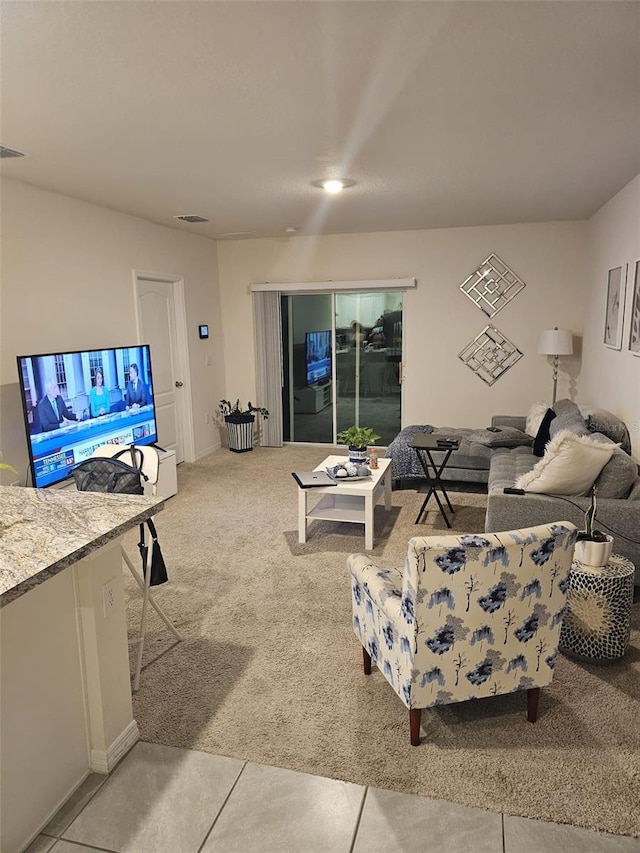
[362,646,372,675]
[409,708,422,746]
[527,686,540,723]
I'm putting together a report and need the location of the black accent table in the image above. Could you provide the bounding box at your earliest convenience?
[409,434,460,528]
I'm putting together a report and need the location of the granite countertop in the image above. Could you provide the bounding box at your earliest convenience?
[0,486,165,606]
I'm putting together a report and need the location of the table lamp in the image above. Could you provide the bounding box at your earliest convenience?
[537,327,573,405]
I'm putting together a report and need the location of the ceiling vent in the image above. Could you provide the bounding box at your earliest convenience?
[0,145,26,159]
[174,214,209,223]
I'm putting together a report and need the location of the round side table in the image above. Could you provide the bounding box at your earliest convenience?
[559,554,635,663]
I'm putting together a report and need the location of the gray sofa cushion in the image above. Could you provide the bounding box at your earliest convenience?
[581,406,633,455]
[629,478,640,500]
[549,411,590,439]
[431,427,492,471]
[468,427,532,448]
[553,398,582,417]
[590,433,640,497]
[487,446,538,494]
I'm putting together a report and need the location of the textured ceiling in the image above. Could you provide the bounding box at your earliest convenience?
[1,1,639,240]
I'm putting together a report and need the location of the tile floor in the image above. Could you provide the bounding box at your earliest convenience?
[26,741,639,853]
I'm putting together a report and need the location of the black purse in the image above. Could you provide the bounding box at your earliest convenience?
[139,517,168,586]
[72,446,148,495]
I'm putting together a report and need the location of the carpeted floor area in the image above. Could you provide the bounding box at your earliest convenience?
[123,445,640,838]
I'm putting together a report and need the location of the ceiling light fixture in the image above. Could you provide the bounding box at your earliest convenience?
[311,178,356,194]
[284,227,299,234]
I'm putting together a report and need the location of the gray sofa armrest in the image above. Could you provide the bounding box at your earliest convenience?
[492,414,527,431]
[486,492,640,581]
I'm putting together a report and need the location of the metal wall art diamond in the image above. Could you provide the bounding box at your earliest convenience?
[460,253,526,317]
[459,326,523,386]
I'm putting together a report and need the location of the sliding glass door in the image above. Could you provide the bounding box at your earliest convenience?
[282,291,402,446]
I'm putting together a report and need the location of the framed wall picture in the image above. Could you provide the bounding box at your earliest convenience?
[603,265,626,350]
[629,260,640,356]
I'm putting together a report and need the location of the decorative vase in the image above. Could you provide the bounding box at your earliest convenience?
[348,445,368,463]
[574,535,613,568]
[224,414,255,453]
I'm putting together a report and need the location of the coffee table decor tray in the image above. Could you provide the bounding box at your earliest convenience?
[326,463,372,481]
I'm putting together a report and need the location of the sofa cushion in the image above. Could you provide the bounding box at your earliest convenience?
[589,433,640,497]
[487,446,538,494]
[580,406,633,455]
[431,427,492,471]
[549,410,590,439]
[553,398,582,417]
[525,401,551,437]
[515,430,616,496]
[468,427,532,448]
[629,478,640,500]
[533,408,556,457]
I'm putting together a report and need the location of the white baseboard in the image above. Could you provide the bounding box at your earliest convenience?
[90,719,139,774]
[196,441,220,460]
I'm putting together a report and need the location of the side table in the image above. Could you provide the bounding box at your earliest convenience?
[559,554,635,663]
[409,434,460,528]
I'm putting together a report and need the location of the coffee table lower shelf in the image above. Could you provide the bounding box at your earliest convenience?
[307,494,368,524]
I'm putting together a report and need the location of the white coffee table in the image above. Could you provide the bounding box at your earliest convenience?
[297,455,392,550]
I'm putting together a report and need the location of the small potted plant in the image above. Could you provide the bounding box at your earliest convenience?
[574,486,614,567]
[219,399,269,453]
[336,425,381,463]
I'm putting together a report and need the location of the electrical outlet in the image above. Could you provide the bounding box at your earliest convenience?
[102,579,116,618]
[205,412,210,425]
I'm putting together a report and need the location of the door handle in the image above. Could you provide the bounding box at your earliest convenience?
[175,381,184,387]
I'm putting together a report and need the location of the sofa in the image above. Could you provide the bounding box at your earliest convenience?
[386,399,640,580]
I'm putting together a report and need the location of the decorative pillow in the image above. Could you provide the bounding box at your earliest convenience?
[468,427,533,448]
[525,401,551,437]
[549,411,590,439]
[533,408,555,457]
[552,398,582,418]
[515,430,617,496]
[581,406,633,455]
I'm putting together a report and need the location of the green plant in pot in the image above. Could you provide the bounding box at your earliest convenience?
[219,399,269,453]
[336,425,380,463]
[574,486,613,567]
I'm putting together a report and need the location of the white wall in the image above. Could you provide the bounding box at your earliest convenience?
[582,173,640,459]
[0,179,225,482]
[218,221,588,431]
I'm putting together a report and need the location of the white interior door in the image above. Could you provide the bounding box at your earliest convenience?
[136,279,185,462]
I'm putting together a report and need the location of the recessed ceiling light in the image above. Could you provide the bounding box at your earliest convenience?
[311,178,356,193]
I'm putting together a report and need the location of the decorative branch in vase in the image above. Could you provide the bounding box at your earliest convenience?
[574,487,613,567]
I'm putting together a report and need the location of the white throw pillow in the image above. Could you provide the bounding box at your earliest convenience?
[525,401,551,437]
[515,430,617,496]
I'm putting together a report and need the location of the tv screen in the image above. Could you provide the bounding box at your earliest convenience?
[305,330,332,385]
[17,344,159,489]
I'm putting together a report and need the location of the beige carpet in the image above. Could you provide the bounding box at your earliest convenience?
[123,446,640,838]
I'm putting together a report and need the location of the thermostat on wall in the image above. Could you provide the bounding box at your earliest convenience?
[199,324,209,339]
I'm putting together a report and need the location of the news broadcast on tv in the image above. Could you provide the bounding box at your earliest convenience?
[17,345,159,489]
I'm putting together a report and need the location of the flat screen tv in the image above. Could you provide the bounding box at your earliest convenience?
[305,330,332,386]
[17,344,159,489]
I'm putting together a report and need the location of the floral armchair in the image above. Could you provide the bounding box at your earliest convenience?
[348,522,577,745]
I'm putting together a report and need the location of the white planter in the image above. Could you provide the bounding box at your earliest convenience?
[574,535,613,568]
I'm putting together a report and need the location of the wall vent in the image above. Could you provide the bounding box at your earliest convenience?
[0,145,26,159]
[174,214,209,223]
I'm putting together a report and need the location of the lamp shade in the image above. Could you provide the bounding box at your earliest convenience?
[537,328,573,356]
